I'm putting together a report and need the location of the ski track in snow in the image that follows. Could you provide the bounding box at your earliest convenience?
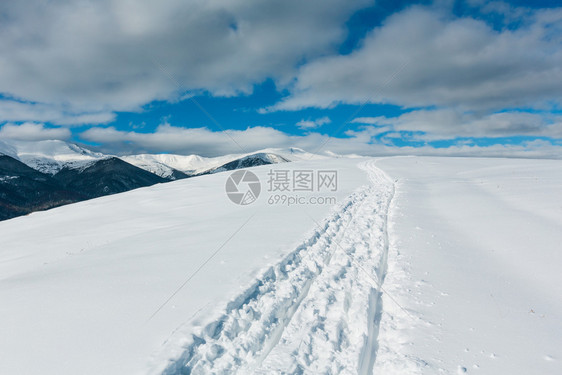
[161,160,395,375]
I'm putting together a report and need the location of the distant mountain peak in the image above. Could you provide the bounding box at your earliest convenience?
[203,152,290,175]
[0,140,18,158]
[0,139,107,175]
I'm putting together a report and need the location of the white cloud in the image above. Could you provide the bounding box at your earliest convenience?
[0,100,115,126]
[296,116,331,130]
[79,123,562,159]
[0,123,71,141]
[385,139,562,160]
[81,123,322,156]
[272,6,562,112]
[0,0,368,119]
[352,110,562,141]
[352,116,389,125]
[3,0,560,148]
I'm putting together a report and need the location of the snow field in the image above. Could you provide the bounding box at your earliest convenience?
[374,156,562,374]
[3,155,560,374]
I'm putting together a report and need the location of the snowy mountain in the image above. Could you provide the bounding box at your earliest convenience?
[199,152,290,174]
[119,154,191,180]
[0,139,291,220]
[268,146,331,161]
[0,139,106,175]
[0,139,298,180]
[0,152,167,220]
[0,154,83,220]
[1,156,560,375]
[0,139,172,220]
[0,139,17,157]
[53,157,167,199]
[121,153,219,177]
[122,151,290,177]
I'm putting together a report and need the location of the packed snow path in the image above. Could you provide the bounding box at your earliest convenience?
[162,160,395,374]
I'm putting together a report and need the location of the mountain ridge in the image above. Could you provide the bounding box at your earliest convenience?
[0,139,292,221]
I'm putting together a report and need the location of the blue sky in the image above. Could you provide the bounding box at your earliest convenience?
[0,0,561,157]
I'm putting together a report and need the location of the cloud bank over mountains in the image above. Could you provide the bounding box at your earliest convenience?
[0,0,561,157]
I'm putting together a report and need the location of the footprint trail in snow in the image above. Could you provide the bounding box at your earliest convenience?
[163,160,395,375]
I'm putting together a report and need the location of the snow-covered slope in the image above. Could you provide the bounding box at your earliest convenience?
[0,157,371,375]
[1,156,561,375]
[373,157,562,374]
[0,139,17,158]
[0,139,106,174]
[120,154,189,179]
[264,147,331,161]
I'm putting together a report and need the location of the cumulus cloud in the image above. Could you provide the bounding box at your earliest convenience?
[0,0,368,119]
[272,6,562,112]
[296,116,331,130]
[0,100,115,126]
[0,123,71,141]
